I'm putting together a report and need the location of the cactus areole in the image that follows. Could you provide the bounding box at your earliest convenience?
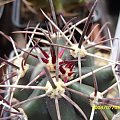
[70,44,87,58]
[45,78,65,99]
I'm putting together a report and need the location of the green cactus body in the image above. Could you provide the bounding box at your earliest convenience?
[13,65,35,101]
[21,78,87,120]
[46,97,81,120]
[69,82,114,119]
[9,37,115,120]
[21,79,51,120]
[11,39,115,120]
[82,66,115,91]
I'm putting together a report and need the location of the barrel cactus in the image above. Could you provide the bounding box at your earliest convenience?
[0,0,120,120]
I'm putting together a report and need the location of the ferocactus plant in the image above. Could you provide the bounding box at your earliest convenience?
[0,0,120,120]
